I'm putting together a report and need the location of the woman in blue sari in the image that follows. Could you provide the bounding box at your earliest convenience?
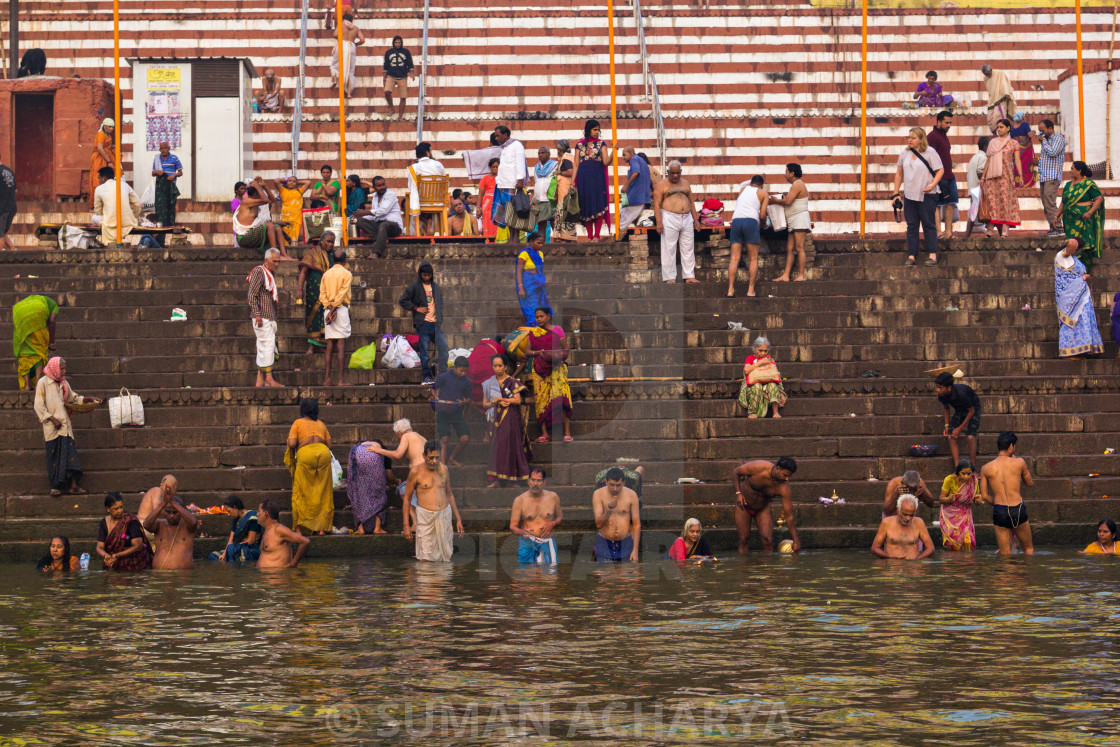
[1055,237,1104,358]
[515,232,549,326]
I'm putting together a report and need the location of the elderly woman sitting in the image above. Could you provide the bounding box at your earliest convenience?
[738,336,786,419]
[667,518,714,561]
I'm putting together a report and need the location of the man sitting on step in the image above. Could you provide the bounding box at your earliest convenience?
[92,166,141,246]
[447,199,478,237]
[354,175,404,257]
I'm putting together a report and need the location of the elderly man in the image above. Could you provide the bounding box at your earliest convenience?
[92,166,141,246]
[331,12,365,96]
[402,440,465,562]
[872,494,935,559]
[493,125,527,243]
[531,145,557,241]
[1036,119,1066,236]
[652,160,700,283]
[149,141,183,228]
[355,175,403,257]
[882,470,936,517]
[407,142,447,235]
[257,68,284,112]
[248,248,283,388]
[982,65,1016,134]
[619,148,652,232]
[448,198,478,236]
[33,356,99,496]
[319,242,353,387]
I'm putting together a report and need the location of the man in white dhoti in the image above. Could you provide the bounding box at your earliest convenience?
[402,440,464,562]
[247,249,283,388]
[331,13,364,97]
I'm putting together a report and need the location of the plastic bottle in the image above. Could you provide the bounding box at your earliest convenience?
[79,552,90,570]
[251,96,260,113]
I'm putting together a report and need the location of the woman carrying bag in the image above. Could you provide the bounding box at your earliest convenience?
[891,127,944,267]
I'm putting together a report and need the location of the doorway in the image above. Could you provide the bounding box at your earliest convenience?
[193,97,240,202]
[14,94,54,201]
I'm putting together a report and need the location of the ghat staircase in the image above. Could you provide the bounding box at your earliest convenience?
[0,237,1117,560]
[9,0,1120,246]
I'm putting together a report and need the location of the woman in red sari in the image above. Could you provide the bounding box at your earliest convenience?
[96,492,152,571]
[478,158,499,238]
[526,307,572,442]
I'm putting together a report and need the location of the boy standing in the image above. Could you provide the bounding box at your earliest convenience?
[431,356,472,467]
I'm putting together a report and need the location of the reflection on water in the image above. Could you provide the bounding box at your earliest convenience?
[1,551,1119,745]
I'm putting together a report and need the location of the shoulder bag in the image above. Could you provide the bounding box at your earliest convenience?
[909,148,949,200]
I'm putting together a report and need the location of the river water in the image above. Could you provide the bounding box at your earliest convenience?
[1,551,1118,745]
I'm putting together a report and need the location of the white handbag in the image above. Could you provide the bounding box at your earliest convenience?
[109,388,145,428]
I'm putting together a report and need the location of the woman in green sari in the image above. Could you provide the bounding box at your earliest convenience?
[1062,160,1105,274]
[295,231,336,354]
[12,295,58,390]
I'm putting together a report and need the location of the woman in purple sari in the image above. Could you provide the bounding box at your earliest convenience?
[913,71,953,107]
[572,119,613,240]
[485,355,532,487]
[347,439,397,533]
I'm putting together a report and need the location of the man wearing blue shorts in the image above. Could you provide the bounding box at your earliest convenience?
[727,175,769,298]
[509,467,562,565]
[592,467,641,561]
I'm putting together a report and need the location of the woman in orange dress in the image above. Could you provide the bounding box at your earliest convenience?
[90,119,115,209]
[478,158,499,238]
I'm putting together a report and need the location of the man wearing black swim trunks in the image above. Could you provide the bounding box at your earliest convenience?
[980,431,1034,555]
[731,457,800,554]
[935,372,980,465]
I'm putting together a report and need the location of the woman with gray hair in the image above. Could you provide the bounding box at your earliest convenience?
[738,336,786,419]
[552,139,579,241]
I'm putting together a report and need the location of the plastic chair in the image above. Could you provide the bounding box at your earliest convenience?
[414,174,450,235]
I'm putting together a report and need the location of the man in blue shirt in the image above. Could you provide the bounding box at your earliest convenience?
[619,147,651,232]
[150,141,183,228]
[1036,119,1066,236]
[431,356,472,467]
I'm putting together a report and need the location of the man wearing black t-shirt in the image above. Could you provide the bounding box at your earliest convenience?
[935,372,981,464]
[383,35,415,119]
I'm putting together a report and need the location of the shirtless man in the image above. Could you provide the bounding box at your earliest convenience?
[652,160,701,284]
[509,467,562,565]
[256,68,284,112]
[235,177,293,259]
[447,199,479,237]
[882,470,936,517]
[403,440,465,561]
[980,431,1034,555]
[769,163,810,282]
[142,494,199,570]
[592,467,641,562]
[371,418,427,514]
[871,493,935,559]
[731,457,800,553]
[331,12,365,97]
[257,499,311,569]
[138,474,178,528]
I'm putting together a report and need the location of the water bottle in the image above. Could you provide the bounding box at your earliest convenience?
[79,552,90,570]
[251,96,260,113]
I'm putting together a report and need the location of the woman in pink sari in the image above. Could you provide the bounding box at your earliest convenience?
[979,118,1022,235]
[939,459,982,550]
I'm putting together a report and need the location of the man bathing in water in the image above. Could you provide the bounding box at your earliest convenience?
[731,457,800,553]
[257,499,311,569]
[872,493,935,559]
[142,493,199,570]
[138,474,179,527]
[980,431,1034,555]
[403,440,465,562]
[882,470,936,517]
[509,467,562,565]
[592,467,641,561]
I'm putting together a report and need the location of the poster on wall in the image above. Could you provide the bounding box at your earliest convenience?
[145,68,183,151]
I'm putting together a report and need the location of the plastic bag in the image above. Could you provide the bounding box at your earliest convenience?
[348,342,378,369]
[140,178,156,212]
[383,335,421,369]
[447,347,472,367]
[330,453,344,488]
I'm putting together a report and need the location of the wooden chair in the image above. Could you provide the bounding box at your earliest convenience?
[414,174,450,235]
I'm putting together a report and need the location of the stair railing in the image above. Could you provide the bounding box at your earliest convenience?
[416,0,430,141]
[632,0,667,174]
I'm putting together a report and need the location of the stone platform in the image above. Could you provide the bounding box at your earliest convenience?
[0,236,1117,561]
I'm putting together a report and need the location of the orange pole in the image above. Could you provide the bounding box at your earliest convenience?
[859,0,867,236]
[113,0,121,245]
[1077,0,1086,161]
[608,0,620,239]
[336,0,347,245]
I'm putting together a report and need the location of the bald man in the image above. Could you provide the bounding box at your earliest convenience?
[138,475,179,528]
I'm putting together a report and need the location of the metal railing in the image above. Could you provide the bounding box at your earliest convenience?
[291,0,309,174]
[416,0,430,141]
[632,0,667,175]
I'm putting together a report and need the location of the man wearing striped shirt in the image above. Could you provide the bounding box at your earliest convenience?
[1037,120,1066,237]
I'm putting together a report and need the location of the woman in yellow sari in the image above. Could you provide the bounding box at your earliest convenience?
[1061,161,1105,274]
[274,176,313,244]
[285,397,334,535]
[12,295,58,390]
[90,119,115,209]
[525,306,573,442]
[939,459,982,551]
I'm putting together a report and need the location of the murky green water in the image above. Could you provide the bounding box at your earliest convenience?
[1,551,1119,745]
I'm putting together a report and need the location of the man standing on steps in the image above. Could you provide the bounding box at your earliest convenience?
[1036,119,1066,236]
[257,499,311,569]
[881,470,936,518]
[935,372,980,466]
[592,467,641,561]
[731,457,800,553]
[330,12,364,98]
[493,125,528,244]
[509,467,562,565]
[398,262,447,386]
[248,248,284,388]
[652,160,700,284]
[150,141,183,229]
[980,431,1034,555]
[382,35,415,120]
[927,110,957,239]
[319,242,353,387]
[142,493,200,570]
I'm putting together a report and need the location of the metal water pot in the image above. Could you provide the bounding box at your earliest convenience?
[590,364,606,382]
